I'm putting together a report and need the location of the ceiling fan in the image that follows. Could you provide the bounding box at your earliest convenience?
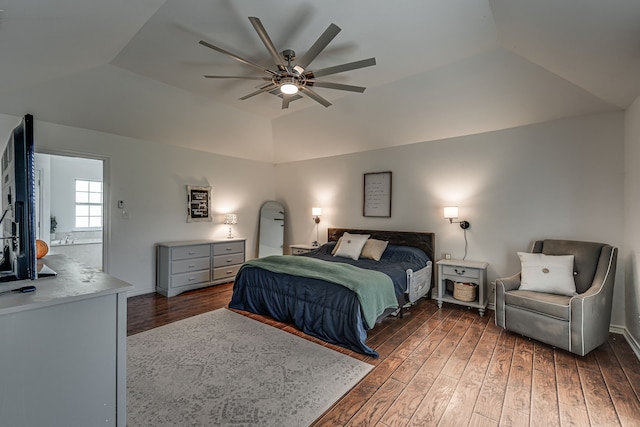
[198,16,376,109]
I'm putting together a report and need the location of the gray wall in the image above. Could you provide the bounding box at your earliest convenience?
[625,98,640,349]
[275,112,626,327]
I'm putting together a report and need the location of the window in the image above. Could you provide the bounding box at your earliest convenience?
[75,179,102,228]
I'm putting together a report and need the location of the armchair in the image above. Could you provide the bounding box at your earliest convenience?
[495,239,617,356]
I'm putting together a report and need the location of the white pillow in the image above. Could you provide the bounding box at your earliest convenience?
[518,252,576,296]
[330,237,343,255]
[333,232,370,260]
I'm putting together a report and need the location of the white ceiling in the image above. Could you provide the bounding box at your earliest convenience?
[0,0,638,163]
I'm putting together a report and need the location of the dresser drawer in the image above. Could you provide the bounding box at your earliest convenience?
[442,265,481,280]
[172,257,210,275]
[171,244,210,261]
[213,241,244,256]
[171,270,210,288]
[213,265,241,281]
[212,252,245,268]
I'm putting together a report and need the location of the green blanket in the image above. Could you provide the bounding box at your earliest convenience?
[240,256,398,329]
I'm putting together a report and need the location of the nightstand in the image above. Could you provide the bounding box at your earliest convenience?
[436,259,489,316]
[289,244,318,255]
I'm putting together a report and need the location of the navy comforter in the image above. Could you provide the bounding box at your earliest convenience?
[229,242,429,357]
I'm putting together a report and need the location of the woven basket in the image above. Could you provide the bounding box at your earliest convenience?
[453,282,477,302]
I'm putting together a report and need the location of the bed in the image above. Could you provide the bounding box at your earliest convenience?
[229,228,435,357]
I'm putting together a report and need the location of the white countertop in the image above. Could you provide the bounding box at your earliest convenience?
[0,254,132,316]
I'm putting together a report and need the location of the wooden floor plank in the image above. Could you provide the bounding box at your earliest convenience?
[531,370,560,427]
[558,403,591,427]
[127,285,640,427]
[474,343,514,422]
[407,373,458,426]
[503,337,534,414]
[608,334,640,398]
[469,412,500,427]
[594,342,640,424]
[379,369,437,427]
[347,378,406,427]
[579,363,622,426]
[499,406,530,427]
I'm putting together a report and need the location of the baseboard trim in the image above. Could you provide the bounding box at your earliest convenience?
[610,324,640,361]
[127,286,155,298]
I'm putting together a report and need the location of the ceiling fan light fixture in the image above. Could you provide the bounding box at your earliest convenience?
[280,77,299,94]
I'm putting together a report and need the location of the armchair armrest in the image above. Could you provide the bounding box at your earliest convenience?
[495,273,521,327]
[496,273,521,292]
[568,246,617,355]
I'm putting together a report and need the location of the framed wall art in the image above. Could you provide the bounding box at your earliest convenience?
[363,171,392,217]
[187,185,212,222]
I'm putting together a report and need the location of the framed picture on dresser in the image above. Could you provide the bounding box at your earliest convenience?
[187,185,212,222]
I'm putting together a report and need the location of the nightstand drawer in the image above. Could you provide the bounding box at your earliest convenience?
[213,265,241,281]
[442,265,481,280]
[212,253,245,268]
[171,245,210,261]
[172,257,210,274]
[171,270,210,288]
[292,247,311,255]
[213,241,244,256]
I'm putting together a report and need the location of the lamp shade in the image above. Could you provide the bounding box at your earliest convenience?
[224,213,237,225]
[312,207,322,216]
[443,206,458,219]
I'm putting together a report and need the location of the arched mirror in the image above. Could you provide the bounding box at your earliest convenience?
[258,201,285,257]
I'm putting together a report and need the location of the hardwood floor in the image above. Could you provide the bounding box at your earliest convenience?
[127,284,640,426]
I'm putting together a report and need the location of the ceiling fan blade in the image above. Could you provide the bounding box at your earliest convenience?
[295,23,341,72]
[199,40,275,76]
[308,81,366,93]
[204,75,272,81]
[248,17,287,71]
[300,87,332,108]
[282,94,291,109]
[239,83,277,100]
[305,57,376,79]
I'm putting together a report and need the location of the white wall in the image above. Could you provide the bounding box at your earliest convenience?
[0,114,276,296]
[0,110,631,332]
[275,112,626,326]
[625,97,640,347]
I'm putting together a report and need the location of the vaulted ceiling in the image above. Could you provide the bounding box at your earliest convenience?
[0,0,638,163]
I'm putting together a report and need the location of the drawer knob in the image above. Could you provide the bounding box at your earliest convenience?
[454,268,466,275]
[188,277,195,281]
[225,248,232,251]
[226,259,232,263]
[225,270,233,274]
[188,264,195,268]
[188,252,196,255]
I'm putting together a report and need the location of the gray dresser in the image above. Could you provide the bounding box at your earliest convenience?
[156,239,246,297]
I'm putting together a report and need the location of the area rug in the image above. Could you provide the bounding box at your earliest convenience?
[127,308,373,426]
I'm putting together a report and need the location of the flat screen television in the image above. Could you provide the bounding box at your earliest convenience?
[0,114,37,281]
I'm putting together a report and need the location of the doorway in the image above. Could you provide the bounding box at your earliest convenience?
[34,153,105,271]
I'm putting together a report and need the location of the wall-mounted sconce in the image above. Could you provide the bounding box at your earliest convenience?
[443,206,470,229]
[312,207,322,246]
[224,213,238,239]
